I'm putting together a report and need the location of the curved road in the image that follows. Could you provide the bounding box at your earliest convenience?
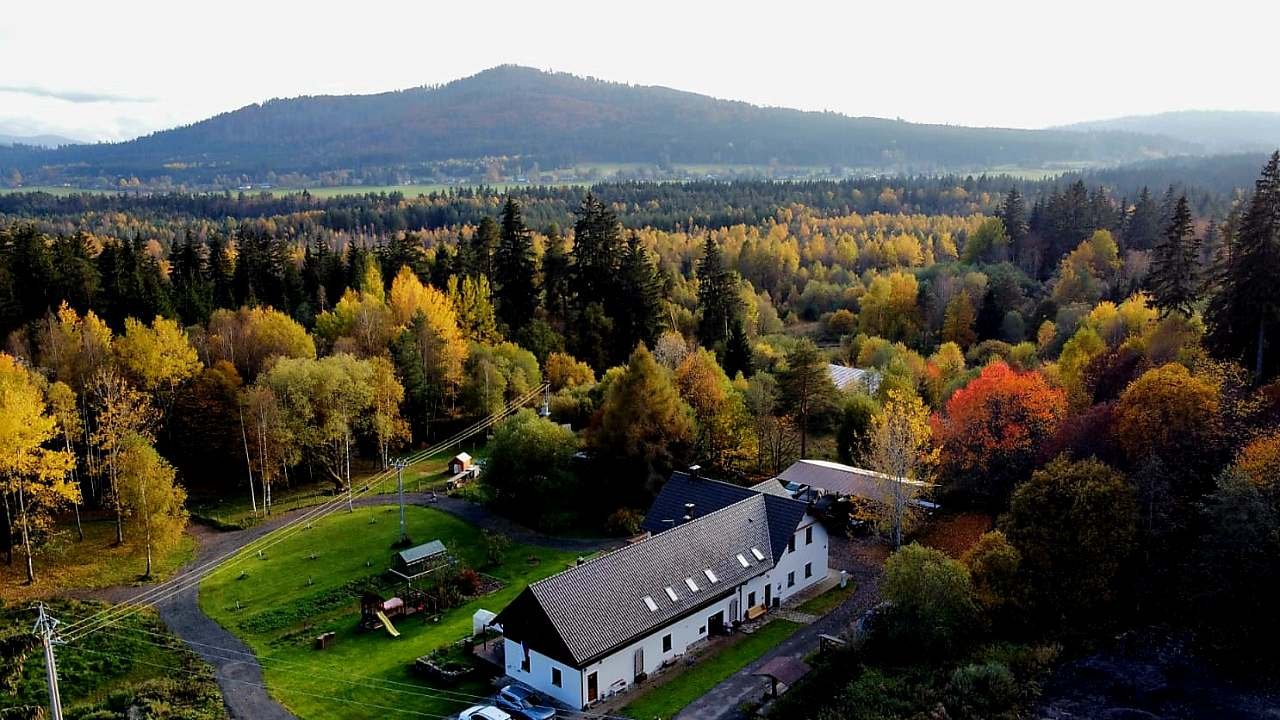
[88,493,615,720]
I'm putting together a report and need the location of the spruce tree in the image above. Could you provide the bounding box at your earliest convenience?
[723,319,754,379]
[541,224,572,327]
[695,234,739,350]
[999,189,1029,260]
[169,234,212,324]
[571,193,624,309]
[463,217,499,279]
[494,197,539,335]
[1206,152,1280,379]
[1148,195,1200,317]
[207,235,235,310]
[1125,187,1161,251]
[616,232,663,354]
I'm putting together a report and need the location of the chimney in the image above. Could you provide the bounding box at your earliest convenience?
[689,464,702,480]
[683,502,696,523]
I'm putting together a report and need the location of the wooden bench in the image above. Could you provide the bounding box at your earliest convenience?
[745,605,768,621]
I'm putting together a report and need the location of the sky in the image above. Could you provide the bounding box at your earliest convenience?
[2,0,1278,142]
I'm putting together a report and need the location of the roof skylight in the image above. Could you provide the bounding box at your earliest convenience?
[643,595,658,612]
[685,577,699,592]
[665,586,679,602]
[751,547,765,561]
[704,568,719,583]
[737,553,750,567]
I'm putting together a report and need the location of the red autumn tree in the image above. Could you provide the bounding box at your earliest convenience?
[933,361,1067,508]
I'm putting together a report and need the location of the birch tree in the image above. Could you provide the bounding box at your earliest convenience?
[116,432,187,578]
[869,388,937,548]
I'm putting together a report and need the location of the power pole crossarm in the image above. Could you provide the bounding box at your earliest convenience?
[33,603,65,720]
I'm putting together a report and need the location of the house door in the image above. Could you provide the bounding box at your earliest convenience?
[729,598,739,621]
[634,648,644,679]
[764,583,772,608]
[709,610,725,635]
[587,671,598,703]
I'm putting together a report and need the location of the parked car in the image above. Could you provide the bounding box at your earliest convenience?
[459,705,511,720]
[495,685,557,720]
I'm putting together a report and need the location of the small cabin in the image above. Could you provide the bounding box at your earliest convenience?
[391,539,449,580]
[448,452,473,475]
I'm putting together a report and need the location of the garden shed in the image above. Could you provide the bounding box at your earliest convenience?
[449,453,473,475]
[391,539,450,580]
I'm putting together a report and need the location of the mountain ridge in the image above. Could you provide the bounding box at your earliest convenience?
[2,65,1197,188]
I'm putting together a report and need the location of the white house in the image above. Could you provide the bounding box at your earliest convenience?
[494,471,828,709]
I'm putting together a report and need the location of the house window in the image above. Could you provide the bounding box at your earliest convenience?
[805,562,813,579]
[552,667,562,687]
[788,536,796,553]
[662,634,672,652]
[699,625,706,635]
[748,591,757,607]
[805,526,814,545]
[787,571,795,588]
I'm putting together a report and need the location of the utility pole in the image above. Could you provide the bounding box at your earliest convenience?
[391,458,409,544]
[33,603,64,720]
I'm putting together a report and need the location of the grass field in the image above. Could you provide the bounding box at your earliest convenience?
[198,504,579,719]
[0,516,196,603]
[189,441,490,530]
[620,619,803,720]
[1,599,223,717]
[794,582,856,616]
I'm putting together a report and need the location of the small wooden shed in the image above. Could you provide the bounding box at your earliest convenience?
[391,539,449,579]
[448,452,473,475]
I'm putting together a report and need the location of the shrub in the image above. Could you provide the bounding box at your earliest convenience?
[605,507,644,536]
[875,543,980,662]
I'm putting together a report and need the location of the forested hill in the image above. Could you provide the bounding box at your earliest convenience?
[1058,110,1280,153]
[6,66,1192,187]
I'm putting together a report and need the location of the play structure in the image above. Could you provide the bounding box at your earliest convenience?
[359,590,427,636]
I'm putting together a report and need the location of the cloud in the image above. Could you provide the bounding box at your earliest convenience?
[0,84,154,104]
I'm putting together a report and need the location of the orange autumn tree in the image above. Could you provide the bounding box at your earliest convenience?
[933,361,1067,508]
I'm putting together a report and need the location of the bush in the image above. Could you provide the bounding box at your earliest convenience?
[605,507,644,536]
[945,662,1020,720]
[480,530,511,568]
[875,543,980,662]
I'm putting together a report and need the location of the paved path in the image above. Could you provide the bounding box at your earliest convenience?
[673,538,885,720]
[82,492,617,720]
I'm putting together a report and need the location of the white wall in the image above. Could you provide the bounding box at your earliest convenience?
[502,513,829,709]
[503,638,582,709]
[577,591,739,707]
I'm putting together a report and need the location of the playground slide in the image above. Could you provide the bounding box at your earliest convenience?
[375,610,401,638]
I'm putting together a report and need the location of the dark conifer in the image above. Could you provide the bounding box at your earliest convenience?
[695,234,739,350]
[1148,195,1200,317]
[494,197,539,335]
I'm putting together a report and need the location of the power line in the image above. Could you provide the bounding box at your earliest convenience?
[64,383,547,641]
[72,615,634,720]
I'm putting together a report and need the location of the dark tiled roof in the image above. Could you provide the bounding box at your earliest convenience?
[497,496,777,667]
[642,471,808,559]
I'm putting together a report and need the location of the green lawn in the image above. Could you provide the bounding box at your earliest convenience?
[0,516,196,604]
[794,583,856,616]
[199,504,579,719]
[2,599,223,718]
[189,442,488,529]
[620,619,803,720]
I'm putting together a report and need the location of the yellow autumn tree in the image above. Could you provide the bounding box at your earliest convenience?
[116,432,187,577]
[0,354,77,583]
[869,388,937,547]
[114,315,201,424]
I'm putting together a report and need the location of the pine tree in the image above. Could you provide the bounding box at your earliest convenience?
[494,197,539,335]
[1148,195,1200,317]
[696,234,739,350]
[1206,152,1280,379]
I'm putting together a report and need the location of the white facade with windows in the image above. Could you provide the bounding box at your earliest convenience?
[497,477,828,709]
